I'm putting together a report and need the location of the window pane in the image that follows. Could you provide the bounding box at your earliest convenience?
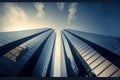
[81,48,93,57]
[98,64,118,77]
[84,51,96,60]
[111,70,120,77]
[86,53,101,65]
[89,56,105,69]
[92,60,111,75]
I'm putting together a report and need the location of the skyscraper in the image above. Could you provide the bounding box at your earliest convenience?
[0,28,120,77]
[61,29,120,77]
[0,28,56,77]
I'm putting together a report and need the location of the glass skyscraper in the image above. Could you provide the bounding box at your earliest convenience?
[0,28,56,77]
[61,29,120,77]
[0,28,120,77]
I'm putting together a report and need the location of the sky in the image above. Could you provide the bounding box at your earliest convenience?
[0,2,120,37]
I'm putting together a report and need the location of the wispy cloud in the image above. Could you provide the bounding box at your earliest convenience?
[1,3,30,31]
[67,3,77,23]
[57,2,65,11]
[34,3,45,18]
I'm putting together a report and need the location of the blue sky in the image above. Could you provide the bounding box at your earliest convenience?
[0,2,120,37]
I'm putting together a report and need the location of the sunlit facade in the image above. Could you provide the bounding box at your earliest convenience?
[61,29,120,77]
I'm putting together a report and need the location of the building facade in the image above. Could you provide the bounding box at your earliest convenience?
[61,29,120,77]
[0,28,56,77]
[0,28,120,77]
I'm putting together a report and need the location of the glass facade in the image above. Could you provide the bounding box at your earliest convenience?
[62,29,120,77]
[0,28,120,77]
[0,28,56,77]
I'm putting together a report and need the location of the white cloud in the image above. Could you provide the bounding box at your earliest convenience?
[57,2,65,11]
[67,3,77,23]
[1,3,30,31]
[34,3,45,18]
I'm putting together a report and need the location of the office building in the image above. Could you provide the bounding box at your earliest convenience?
[0,28,120,77]
[0,28,56,77]
[61,29,120,77]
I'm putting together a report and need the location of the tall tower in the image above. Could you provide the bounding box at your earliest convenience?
[0,28,56,77]
[0,28,120,77]
[61,29,120,77]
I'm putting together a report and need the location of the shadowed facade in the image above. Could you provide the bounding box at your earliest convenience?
[0,28,56,77]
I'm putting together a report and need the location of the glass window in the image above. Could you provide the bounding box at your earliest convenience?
[98,64,119,77]
[10,56,17,62]
[78,45,88,52]
[83,51,96,60]
[92,60,111,75]
[4,53,12,58]
[86,53,101,65]
[74,45,80,50]
[80,47,92,54]
[77,44,86,50]
[3,46,27,63]
[111,70,120,77]
[81,48,93,57]
[80,46,91,54]
[89,56,105,69]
